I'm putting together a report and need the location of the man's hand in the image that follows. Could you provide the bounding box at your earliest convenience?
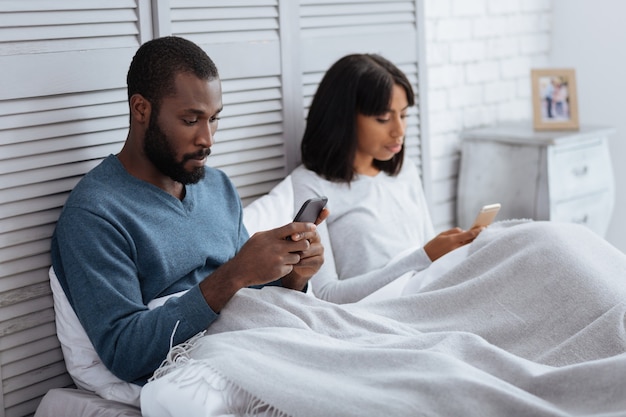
[281,207,329,290]
[233,222,320,286]
[423,227,483,262]
[199,208,329,311]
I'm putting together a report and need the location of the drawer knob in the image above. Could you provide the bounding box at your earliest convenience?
[572,165,589,176]
[572,214,589,224]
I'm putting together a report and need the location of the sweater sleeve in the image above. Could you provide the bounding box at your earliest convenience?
[310,221,432,303]
[52,208,218,385]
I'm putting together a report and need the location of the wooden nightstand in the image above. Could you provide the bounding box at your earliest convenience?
[457,122,615,237]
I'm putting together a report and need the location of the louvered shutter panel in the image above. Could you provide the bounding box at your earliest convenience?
[169,0,289,205]
[299,0,430,179]
[0,2,151,416]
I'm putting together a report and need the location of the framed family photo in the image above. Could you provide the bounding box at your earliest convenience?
[531,68,579,131]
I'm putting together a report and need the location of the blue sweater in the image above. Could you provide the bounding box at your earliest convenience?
[51,155,249,384]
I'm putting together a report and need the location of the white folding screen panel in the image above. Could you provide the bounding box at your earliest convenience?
[0,1,151,416]
[169,0,289,205]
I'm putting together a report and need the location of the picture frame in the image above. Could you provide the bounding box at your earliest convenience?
[531,68,579,131]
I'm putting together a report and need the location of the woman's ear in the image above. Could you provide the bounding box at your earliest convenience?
[129,94,151,124]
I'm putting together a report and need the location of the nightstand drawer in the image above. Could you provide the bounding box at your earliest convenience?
[551,191,614,234]
[549,138,612,200]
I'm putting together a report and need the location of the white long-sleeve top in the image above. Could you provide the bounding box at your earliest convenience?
[291,161,435,304]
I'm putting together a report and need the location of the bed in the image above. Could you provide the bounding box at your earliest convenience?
[35,176,626,417]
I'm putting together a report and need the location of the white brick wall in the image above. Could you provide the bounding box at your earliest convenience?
[423,0,553,229]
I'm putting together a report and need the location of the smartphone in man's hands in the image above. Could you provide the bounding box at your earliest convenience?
[286,196,327,241]
[471,203,501,229]
[293,196,328,223]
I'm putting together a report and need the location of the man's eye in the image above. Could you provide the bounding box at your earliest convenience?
[376,118,390,123]
[210,116,221,123]
[183,119,198,125]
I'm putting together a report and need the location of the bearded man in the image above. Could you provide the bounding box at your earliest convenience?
[50,36,327,386]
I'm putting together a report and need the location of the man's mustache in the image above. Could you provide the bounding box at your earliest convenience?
[184,148,211,161]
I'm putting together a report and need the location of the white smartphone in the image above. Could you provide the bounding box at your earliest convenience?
[471,203,501,229]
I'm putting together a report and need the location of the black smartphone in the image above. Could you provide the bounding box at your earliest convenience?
[293,196,328,223]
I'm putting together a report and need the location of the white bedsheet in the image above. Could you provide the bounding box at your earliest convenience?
[141,220,626,417]
[35,388,141,417]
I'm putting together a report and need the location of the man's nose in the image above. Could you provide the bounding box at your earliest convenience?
[197,120,215,147]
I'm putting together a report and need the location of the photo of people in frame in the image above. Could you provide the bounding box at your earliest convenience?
[531,68,579,131]
[539,75,570,121]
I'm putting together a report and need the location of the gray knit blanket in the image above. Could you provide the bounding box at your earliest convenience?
[143,220,626,417]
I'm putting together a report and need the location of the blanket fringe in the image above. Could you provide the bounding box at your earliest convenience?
[149,328,207,381]
[149,332,291,417]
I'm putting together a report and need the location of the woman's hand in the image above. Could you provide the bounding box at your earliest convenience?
[423,227,483,262]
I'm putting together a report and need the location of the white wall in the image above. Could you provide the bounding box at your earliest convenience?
[423,0,552,229]
[550,0,626,252]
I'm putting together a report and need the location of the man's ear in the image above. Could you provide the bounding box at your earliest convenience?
[129,94,151,124]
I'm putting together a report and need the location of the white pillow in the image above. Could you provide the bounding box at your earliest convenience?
[49,266,142,408]
[243,175,294,234]
[49,176,297,407]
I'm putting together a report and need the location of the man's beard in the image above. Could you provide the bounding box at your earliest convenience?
[143,113,210,185]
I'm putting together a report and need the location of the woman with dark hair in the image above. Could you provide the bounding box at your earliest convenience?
[292,54,481,304]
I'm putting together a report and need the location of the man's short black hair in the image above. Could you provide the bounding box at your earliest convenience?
[127,36,219,108]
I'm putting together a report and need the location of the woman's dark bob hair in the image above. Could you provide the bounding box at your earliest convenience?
[300,53,415,182]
